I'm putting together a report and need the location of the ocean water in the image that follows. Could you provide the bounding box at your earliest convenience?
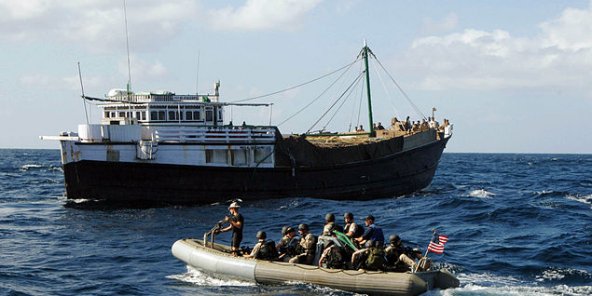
[1,149,591,296]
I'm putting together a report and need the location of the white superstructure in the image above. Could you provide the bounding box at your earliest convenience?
[42,89,277,168]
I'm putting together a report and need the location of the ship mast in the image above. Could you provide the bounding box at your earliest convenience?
[362,42,375,137]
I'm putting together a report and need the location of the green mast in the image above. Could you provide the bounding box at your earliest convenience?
[362,43,375,137]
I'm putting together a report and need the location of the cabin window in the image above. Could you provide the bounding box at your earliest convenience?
[119,112,125,117]
[110,112,116,118]
[205,109,213,122]
[232,149,248,166]
[218,109,223,121]
[104,112,110,118]
[194,111,202,120]
[135,112,140,119]
[168,111,178,121]
[205,149,228,164]
[151,111,165,121]
[186,111,193,120]
[254,147,273,164]
[141,111,146,120]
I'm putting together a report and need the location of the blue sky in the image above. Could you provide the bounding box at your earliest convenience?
[1,0,591,153]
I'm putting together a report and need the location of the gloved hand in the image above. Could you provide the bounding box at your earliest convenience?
[223,216,230,222]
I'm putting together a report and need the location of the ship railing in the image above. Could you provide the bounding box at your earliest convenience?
[153,126,276,143]
[107,94,217,103]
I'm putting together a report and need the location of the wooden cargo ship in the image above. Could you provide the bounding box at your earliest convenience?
[42,46,452,204]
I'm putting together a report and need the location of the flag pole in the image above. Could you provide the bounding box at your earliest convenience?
[415,229,437,273]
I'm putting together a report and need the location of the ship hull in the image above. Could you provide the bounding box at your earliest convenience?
[63,137,448,204]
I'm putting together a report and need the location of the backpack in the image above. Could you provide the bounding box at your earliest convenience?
[257,240,278,260]
[321,245,344,269]
[364,246,386,271]
[353,224,364,238]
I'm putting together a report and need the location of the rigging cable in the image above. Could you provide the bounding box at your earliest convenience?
[277,58,360,127]
[231,58,360,103]
[77,62,90,125]
[322,72,365,131]
[373,56,426,119]
[123,0,132,97]
[306,71,364,134]
[348,61,365,131]
[371,59,401,121]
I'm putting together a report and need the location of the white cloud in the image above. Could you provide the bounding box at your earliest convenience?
[394,2,592,95]
[420,13,458,35]
[19,73,102,91]
[0,0,200,52]
[208,0,322,31]
[0,0,50,19]
[540,4,592,51]
[117,55,168,90]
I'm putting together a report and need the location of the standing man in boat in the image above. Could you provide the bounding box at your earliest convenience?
[216,201,244,256]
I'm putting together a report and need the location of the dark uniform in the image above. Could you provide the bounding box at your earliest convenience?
[229,212,244,249]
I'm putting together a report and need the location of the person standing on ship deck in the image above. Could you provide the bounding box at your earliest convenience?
[217,201,244,256]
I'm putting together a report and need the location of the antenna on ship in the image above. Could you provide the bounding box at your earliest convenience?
[195,50,201,95]
[77,62,90,125]
[123,0,132,103]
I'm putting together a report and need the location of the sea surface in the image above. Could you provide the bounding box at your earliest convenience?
[1,149,591,296]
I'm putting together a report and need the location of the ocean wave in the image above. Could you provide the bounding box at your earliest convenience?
[453,272,592,296]
[0,172,21,178]
[468,189,495,198]
[48,166,63,172]
[20,164,44,171]
[566,194,592,208]
[168,266,352,295]
[445,283,592,296]
[167,266,255,287]
[535,267,591,283]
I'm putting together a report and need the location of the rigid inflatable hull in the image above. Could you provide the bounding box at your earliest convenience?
[63,137,449,204]
[171,239,459,296]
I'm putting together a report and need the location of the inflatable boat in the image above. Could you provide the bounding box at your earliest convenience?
[172,238,459,296]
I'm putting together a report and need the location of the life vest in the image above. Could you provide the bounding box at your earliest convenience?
[257,240,278,260]
[278,237,300,256]
[345,223,363,238]
[354,225,364,238]
[364,246,386,271]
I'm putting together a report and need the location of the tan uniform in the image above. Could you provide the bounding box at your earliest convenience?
[247,240,264,258]
[289,232,316,265]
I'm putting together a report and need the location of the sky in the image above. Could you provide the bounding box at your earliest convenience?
[1,0,591,153]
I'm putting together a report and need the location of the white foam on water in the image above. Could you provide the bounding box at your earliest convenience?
[566,194,592,208]
[468,189,495,198]
[71,198,92,204]
[168,267,363,294]
[167,265,255,287]
[20,164,44,171]
[437,272,592,296]
[282,280,360,295]
[535,267,591,283]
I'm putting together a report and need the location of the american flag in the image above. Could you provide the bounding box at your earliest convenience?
[427,234,448,254]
